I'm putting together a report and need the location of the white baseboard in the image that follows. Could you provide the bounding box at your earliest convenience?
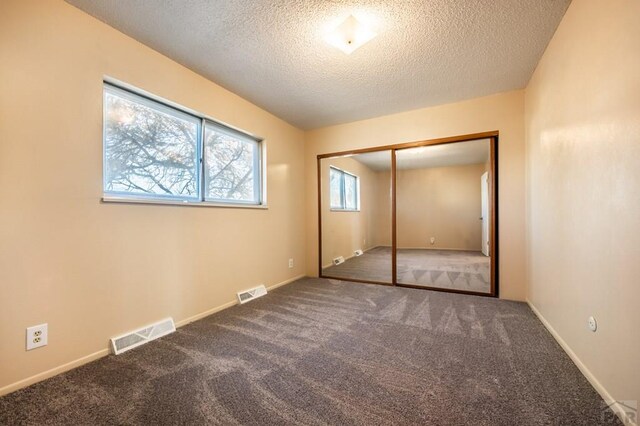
[0,348,110,397]
[0,274,306,397]
[322,246,381,270]
[174,300,238,328]
[322,254,356,270]
[397,246,482,252]
[266,274,306,292]
[175,274,304,328]
[527,301,636,426]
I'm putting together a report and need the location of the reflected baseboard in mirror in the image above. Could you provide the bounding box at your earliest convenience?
[395,138,495,295]
[319,150,393,285]
[322,246,392,284]
[318,131,498,298]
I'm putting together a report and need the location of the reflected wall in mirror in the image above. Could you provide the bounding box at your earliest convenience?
[320,151,392,284]
[395,139,493,294]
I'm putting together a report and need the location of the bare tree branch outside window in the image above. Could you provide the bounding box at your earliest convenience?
[103,84,263,205]
[204,127,258,203]
[104,91,198,197]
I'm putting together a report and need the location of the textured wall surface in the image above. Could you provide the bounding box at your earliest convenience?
[525,0,640,415]
[65,0,570,129]
[0,0,306,394]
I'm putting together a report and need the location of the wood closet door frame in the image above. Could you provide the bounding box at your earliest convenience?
[318,131,499,298]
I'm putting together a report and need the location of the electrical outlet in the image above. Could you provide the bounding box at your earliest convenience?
[430,237,435,245]
[26,323,48,350]
[288,258,294,269]
[588,316,597,332]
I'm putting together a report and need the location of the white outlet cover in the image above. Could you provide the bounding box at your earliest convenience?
[26,323,48,350]
[288,258,294,268]
[588,316,597,332]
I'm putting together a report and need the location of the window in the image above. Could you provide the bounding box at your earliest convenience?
[330,167,343,209]
[103,84,200,200]
[103,82,264,206]
[329,166,359,211]
[204,123,261,204]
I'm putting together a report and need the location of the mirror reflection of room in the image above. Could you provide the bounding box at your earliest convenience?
[321,151,392,283]
[396,139,491,293]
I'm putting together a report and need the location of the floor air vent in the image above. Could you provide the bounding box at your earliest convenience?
[237,285,267,304]
[333,256,345,265]
[110,317,175,355]
[354,249,363,257]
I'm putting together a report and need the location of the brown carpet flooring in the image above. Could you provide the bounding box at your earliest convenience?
[323,247,490,293]
[0,278,620,425]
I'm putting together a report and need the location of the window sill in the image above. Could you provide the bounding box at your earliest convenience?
[102,196,268,209]
[330,208,360,212]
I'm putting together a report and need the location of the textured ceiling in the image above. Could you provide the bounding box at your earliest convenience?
[66,0,571,130]
[352,139,489,171]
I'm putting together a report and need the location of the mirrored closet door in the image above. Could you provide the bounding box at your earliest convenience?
[319,150,393,284]
[318,132,498,297]
[395,139,494,294]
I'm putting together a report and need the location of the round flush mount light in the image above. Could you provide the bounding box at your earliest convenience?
[324,15,377,54]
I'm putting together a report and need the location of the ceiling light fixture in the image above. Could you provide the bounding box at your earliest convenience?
[325,15,377,55]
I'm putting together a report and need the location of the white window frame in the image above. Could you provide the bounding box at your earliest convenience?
[329,166,360,212]
[203,122,263,206]
[102,79,267,209]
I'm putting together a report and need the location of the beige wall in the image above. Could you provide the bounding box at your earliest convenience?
[305,90,526,300]
[373,172,393,248]
[525,0,640,415]
[0,0,306,394]
[397,164,485,250]
[320,156,389,267]
[322,161,485,260]
[7,0,636,412]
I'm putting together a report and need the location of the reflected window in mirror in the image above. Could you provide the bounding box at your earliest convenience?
[329,166,359,211]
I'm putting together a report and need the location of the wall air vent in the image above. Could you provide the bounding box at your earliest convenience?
[237,285,267,304]
[110,317,175,355]
[333,256,345,265]
[354,249,363,257]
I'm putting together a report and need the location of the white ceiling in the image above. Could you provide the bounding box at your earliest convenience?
[66,0,570,130]
[351,139,490,171]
